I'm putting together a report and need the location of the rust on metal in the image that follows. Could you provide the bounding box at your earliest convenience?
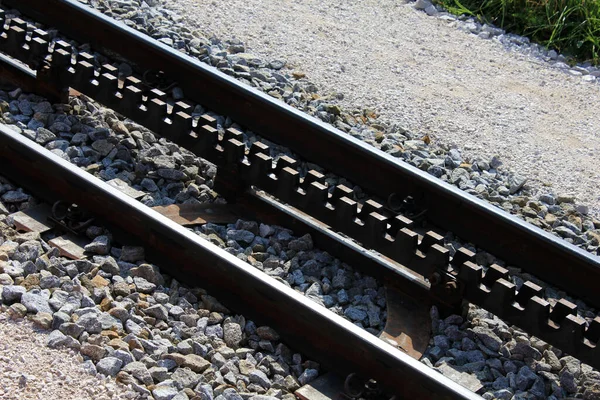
[379,285,431,359]
[11,204,53,233]
[48,234,87,260]
[151,203,239,226]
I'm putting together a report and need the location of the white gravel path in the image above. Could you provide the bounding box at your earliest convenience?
[166,0,600,216]
[0,313,138,400]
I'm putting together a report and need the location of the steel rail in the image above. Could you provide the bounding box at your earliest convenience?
[0,51,65,102]
[3,47,599,368]
[7,0,600,309]
[0,124,481,399]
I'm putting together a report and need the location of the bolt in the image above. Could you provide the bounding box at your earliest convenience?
[444,281,458,295]
[429,272,442,285]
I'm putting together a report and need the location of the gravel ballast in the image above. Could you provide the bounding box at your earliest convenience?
[0,177,320,400]
[162,0,600,217]
[1,0,600,398]
[2,88,600,398]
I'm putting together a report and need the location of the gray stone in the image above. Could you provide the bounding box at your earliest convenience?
[221,388,243,400]
[77,313,102,334]
[332,270,352,289]
[172,392,189,400]
[414,0,432,10]
[146,304,169,320]
[21,289,52,314]
[52,312,70,330]
[114,349,135,366]
[226,229,255,244]
[84,235,110,255]
[195,384,214,400]
[59,322,85,338]
[471,326,502,352]
[100,257,120,275]
[149,366,170,382]
[89,128,110,141]
[2,190,29,203]
[40,275,60,289]
[249,369,271,388]
[134,276,156,293]
[96,357,123,377]
[205,324,223,339]
[433,335,450,350]
[125,319,143,335]
[539,194,555,205]
[492,376,509,390]
[32,101,53,114]
[169,305,185,319]
[269,60,286,70]
[122,361,153,385]
[516,366,537,391]
[298,368,319,385]
[157,169,186,180]
[508,175,527,194]
[130,264,164,285]
[82,360,97,375]
[46,330,68,348]
[35,128,56,144]
[92,140,115,156]
[2,285,26,303]
[157,359,178,371]
[511,342,542,360]
[172,367,201,389]
[554,226,577,239]
[223,322,243,348]
[249,396,278,400]
[344,306,367,322]
[152,386,179,400]
[492,389,513,400]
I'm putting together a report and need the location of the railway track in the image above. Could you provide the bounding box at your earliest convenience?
[0,0,599,398]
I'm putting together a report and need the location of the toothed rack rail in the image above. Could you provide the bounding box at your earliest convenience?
[0,0,600,396]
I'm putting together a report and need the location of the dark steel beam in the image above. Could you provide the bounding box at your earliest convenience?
[0,52,67,103]
[0,125,480,399]
[6,0,600,309]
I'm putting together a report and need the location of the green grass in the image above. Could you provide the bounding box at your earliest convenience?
[433,0,600,65]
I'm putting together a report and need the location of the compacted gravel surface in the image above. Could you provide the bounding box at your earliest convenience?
[166,0,600,217]
[0,314,138,400]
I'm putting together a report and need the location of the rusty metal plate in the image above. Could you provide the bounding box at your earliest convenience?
[295,373,346,400]
[379,285,431,359]
[11,204,53,233]
[48,233,87,260]
[151,204,239,226]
